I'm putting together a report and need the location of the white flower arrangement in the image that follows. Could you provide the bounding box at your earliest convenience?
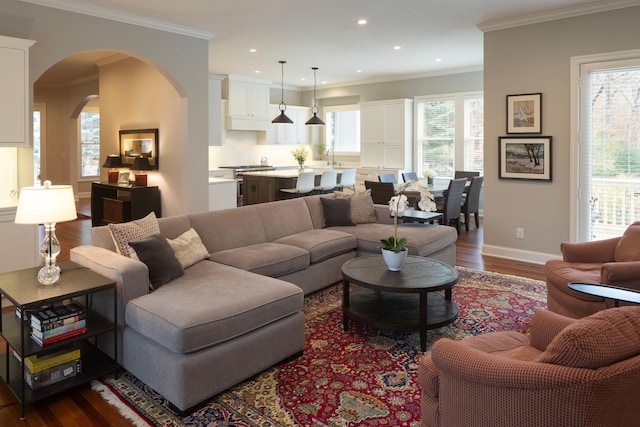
[291,146,309,164]
[422,169,436,178]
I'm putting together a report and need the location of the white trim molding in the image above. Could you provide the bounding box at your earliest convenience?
[482,244,560,266]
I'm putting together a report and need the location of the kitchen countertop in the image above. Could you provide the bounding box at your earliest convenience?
[242,169,339,178]
[208,177,236,184]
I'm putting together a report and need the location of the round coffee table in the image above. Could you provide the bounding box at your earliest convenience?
[341,255,459,352]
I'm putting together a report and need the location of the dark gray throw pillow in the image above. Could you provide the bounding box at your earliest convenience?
[129,233,184,290]
[321,197,356,227]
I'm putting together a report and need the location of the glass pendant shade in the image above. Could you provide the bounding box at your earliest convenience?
[272,60,293,124]
[306,67,325,126]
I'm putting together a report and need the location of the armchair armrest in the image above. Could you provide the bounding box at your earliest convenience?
[560,237,619,263]
[601,261,640,290]
[528,310,576,351]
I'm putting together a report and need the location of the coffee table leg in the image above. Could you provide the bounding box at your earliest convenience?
[343,279,350,331]
[420,291,427,352]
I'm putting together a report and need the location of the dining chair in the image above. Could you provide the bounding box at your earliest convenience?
[402,171,419,183]
[454,170,480,181]
[280,171,316,198]
[364,180,396,205]
[378,174,397,184]
[461,176,483,231]
[436,178,467,232]
[313,170,339,194]
[335,168,356,193]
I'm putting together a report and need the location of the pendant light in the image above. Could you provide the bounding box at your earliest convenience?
[305,67,325,126]
[272,60,293,124]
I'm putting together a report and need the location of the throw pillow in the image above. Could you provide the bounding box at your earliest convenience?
[614,221,640,262]
[129,233,184,291]
[536,306,640,369]
[335,189,378,224]
[108,212,160,257]
[167,228,210,268]
[321,197,356,227]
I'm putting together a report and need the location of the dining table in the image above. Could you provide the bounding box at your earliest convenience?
[397,180,469,208]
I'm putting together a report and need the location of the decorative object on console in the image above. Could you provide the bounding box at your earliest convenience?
[305,67,325,126]
[291,146,309,171]
[130,156,153,187]
[14,180,77,285]
[272,60,293,124]
[102,155,122,184]
[119,128,159,169]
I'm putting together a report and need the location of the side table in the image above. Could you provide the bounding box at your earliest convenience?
[0,261,117,418]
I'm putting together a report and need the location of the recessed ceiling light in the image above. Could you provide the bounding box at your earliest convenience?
[254,70,260,74]
[357,19,367,25]
[393,46,401,50]
[301,77,306,81]
[356,70,362,73]
[435,58,442,62]
[249,48,257,53]
[322,81,327,84]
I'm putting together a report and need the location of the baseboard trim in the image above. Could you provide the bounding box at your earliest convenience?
[481,244,561,266]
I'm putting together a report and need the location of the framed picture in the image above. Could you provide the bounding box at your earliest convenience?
[119,128,159,169]
[506,93,542,134]
[499,136,552,182]
[117,171,130,185]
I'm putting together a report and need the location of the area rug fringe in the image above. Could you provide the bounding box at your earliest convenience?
[91,380,151,427]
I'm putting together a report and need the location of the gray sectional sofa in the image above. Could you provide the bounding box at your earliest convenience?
[70,194,457,412]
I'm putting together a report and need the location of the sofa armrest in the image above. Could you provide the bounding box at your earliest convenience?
[528,310,576,351]
[71,245,149,362]
[374,204,393,224]
[560,237,619,263]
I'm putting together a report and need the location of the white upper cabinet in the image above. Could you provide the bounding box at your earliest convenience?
[0,36,36,147]
[264,105,310,145]
[360,99,413,169]
[222,75,271,131]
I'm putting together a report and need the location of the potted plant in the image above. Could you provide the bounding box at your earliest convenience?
[380,182,411,271]
[422,169,436,186]
[291,146,309,171]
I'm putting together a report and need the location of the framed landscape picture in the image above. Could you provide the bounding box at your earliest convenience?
[499,136,552,181]
[506,93,542,134]
[119,128,159,169]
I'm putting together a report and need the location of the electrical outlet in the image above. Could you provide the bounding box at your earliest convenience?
[516,228,524,239]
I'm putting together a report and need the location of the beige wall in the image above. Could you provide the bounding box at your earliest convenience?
[483,6,640,262]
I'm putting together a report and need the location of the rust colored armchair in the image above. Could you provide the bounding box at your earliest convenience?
[545,221,640,318]
[419,307,640,427]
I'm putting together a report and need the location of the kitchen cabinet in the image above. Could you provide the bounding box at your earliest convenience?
[264,105,310,145]
[208,178,237,210]
[360,99,413,169]
[223,75,271,131]
[0,35,36,147]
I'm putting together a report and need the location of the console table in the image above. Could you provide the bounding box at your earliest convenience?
[91,182,161,226]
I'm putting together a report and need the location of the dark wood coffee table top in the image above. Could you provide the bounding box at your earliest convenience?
[568,282,640,306]
[341,255,458,292]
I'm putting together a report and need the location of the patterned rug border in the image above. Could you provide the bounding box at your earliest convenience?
[92,266,547,426]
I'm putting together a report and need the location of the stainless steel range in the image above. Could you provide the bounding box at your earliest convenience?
[219,165,276,205]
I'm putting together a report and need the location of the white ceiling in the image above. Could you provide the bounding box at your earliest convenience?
[28,0,640,88]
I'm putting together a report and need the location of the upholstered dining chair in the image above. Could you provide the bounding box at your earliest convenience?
[335,168,356,193]
[436,178,467,232]
[364,180,395,205]
[460,176,483,231]
[378,173,397,184]
[402,171,419,182]
[280,171,316,198]
[313,170,339,194]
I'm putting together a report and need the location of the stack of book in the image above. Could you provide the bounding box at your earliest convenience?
[23,347,82,390]
[30,302,87,346]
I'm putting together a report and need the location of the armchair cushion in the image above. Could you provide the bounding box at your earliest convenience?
[615,221,640,262]
[537,306,640,369]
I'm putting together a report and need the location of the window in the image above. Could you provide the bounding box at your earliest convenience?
[79,108,100,178]
[325,105,360,153]
[415,92,483,178]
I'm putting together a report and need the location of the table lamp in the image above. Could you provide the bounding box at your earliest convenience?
[14,180,77,285]
[130,156,152,186]
[102,154,122,184]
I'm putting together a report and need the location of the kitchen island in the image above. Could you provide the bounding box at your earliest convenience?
[242,169,340,205]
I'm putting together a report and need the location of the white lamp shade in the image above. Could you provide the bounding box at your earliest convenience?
[14,181,77,224]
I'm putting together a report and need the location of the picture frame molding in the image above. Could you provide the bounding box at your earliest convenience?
[119,128,159,170]
[506,93,542,134]
[498,135,552,182]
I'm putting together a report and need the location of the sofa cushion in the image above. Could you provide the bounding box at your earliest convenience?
[253,198,315,241]
[537,306,640,368]
[108,212,160,257]
[335,189,378,224]
[166,228,210,268]
[321,197,356,227]
[210,242,309,277]
[125,261,303,353]
[188,207,267,253]
[544,260,603,301]
[128,233,184,290]
[274,229,357,264]
[615,221,640,262]
[461,331,541,361]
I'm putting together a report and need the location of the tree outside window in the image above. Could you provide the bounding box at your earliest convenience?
[80,110,100,178]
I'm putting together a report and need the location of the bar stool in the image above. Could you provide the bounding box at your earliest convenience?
[280,172,316,198]
[335,168,356,193]
[314,170,339,194]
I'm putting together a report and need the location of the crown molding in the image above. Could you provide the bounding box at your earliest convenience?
[20,0,213,40]
[478,0,640,32]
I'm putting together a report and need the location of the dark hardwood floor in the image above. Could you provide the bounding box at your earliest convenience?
[0,199,545,425]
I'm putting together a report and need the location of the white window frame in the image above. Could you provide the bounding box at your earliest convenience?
[33,102,46,185]
[324,104,360,155]
[414,91,483,178]
[78,106,100,180]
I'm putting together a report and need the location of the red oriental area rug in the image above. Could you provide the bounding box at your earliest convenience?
[92,267,547,426]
